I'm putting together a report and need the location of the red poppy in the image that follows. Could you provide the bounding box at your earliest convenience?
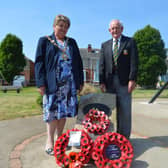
[95,159,104,168]
[102,114,108,120]
[62,156,70,167]
[95,124,101,133]
[84,122,92,129]
[125,152,134,159]
[122,161,132,168]
[81,144,92,152]
[82,118,90,125]
[92,151,99,161]
[95,143,104,152]
[81,137,89,145]
[54,146,62,154]
[69,152,79,162]
[112,160,123,167]
[104,161,114,168]
[78,153,85,162]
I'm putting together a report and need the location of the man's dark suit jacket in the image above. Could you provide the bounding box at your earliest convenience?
[35,33,84,94]
[99,35,138,89]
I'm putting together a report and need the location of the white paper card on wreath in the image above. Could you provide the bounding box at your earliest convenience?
[68,131,82,147]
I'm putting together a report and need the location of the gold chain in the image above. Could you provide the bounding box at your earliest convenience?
[46,35,69,60]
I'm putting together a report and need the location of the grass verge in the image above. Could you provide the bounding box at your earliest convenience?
[0,87,41,120]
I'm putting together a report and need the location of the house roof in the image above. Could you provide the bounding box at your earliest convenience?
[24,56,34,63]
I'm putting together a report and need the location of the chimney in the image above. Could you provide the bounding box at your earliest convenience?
[88,44,92,52]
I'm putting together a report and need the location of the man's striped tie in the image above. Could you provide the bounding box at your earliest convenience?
[113,39,118,66]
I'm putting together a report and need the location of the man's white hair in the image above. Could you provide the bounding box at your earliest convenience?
[109,19,123,28]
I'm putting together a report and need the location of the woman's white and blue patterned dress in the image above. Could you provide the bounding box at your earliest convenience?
[43,40,78,122]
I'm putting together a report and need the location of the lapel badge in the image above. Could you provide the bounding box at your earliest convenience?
[123,49,128,55]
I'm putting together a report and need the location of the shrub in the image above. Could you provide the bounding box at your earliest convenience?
[79,83,99,96]
[36,95,42,108]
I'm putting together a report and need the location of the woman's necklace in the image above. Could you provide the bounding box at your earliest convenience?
[46,35,69,61]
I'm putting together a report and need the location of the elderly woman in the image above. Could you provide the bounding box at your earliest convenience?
[35,14,84,155]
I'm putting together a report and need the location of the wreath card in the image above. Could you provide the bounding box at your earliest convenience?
[68,131,82,147]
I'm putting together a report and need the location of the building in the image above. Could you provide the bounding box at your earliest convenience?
[80,46,168,86]
[80,44,100,84]
[21,57,35,85]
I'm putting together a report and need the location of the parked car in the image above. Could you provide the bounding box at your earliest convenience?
[13,75,27,87]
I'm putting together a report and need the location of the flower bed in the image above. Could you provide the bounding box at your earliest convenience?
[92,132,134,168]
[54,129,93,168]
[82,108,110,134]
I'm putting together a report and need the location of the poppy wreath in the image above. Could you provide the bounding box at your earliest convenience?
[92,132,134,168]
[82,108,110,134]
[54,129,93,168]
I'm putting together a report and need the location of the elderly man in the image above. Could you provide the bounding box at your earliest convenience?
[99,19,139,139]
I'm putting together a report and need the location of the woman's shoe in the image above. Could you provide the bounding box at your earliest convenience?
[45,148,54,156]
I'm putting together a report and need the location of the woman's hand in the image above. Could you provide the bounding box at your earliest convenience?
[38,86,45,96]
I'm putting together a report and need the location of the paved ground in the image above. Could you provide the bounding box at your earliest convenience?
[0,98,168,168]
[131,99,168,168]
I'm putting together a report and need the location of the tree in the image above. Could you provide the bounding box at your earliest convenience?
[133,25,167,88]
[0,34,26,83]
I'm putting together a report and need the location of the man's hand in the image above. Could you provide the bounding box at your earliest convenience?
[38,86,45,96]
[100,84,106,92]
[128,80,136,93]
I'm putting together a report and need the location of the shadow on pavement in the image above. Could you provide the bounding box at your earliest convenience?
[131,160,149,168]
[130,135,168,167]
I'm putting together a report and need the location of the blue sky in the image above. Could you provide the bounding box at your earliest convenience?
[0,0,168,61]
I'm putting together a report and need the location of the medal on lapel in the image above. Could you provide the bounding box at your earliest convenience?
[123,49,128,55]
